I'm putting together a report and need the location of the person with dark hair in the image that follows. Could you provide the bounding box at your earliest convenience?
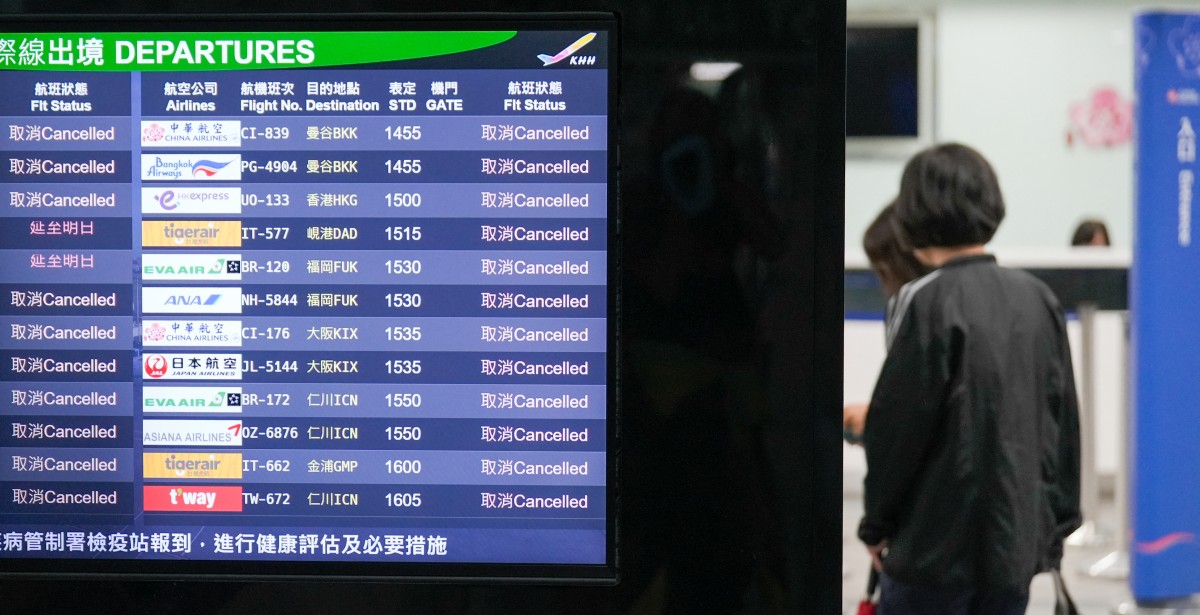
[858,143,1082,615]
[862,203,928,299]
[844,203,929,440]
[1071,219,1111,246]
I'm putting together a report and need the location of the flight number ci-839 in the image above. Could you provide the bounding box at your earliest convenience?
[242,127,290,140]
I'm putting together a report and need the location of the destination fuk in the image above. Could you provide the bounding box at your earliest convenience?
[143,353,242,380]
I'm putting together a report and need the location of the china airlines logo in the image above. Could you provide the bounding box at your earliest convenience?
[144,323,167,342]
[143,123,166,143]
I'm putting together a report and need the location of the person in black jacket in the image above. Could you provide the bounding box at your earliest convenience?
[857,143,1082,615]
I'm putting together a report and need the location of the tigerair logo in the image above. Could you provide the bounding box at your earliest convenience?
[142,220,241,247]
[143,452,242,479]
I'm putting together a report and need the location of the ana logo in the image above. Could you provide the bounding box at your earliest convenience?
[165,294,222,306]
[145,354,168,378]
[537,32,597,66]
[193,159,231,178]
[144,323,167,342]
[143,123,166,143]
[155,190,177,210]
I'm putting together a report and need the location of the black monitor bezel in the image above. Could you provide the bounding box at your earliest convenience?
[0,12,620,584]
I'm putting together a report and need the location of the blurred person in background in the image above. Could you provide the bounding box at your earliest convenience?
[858,143,1081,615]
[843,203,929,442]
[1071,219,1111,246]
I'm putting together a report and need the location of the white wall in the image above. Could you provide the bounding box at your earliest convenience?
[847,1,1149,250]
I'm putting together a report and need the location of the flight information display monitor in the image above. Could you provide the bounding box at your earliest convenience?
[0,15,616,581]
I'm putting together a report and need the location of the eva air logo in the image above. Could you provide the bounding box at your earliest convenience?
[537,32,597,66]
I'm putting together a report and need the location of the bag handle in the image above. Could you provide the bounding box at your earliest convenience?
[1052,569,1079,615]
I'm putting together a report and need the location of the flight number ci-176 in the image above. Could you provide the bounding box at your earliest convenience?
[241,326,290,339]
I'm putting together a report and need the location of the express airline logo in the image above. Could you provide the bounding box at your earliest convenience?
[155,189,178,210]
[144,485,243,512]
[143,452,242,479]
[141,187,241,215]
[193,159,231,178]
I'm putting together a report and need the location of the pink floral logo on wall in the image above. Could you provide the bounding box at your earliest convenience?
[1066,87,1133,148]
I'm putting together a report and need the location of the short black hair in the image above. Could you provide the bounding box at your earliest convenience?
[894,143,1005,248]
[863,203,927,289]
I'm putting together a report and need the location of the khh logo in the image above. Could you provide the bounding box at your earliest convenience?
[537,32,597,66]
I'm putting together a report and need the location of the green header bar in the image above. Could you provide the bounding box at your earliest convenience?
[0,31,517,71]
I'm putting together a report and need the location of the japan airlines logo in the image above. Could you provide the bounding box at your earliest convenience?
[145,354,169,378]
[537,32,596,66]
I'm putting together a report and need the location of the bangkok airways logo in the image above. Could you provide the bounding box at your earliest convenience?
[192,159,232,178]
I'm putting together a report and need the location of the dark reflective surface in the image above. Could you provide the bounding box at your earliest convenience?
[0,1,844,612]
